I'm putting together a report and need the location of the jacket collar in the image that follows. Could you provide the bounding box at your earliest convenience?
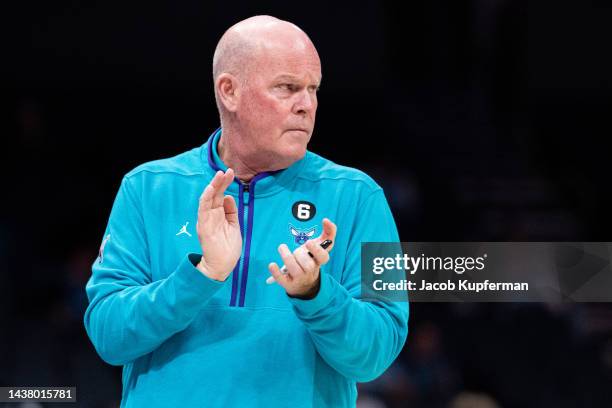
[201,127,307,197]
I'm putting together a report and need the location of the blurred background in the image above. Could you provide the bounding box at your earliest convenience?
[1,1,612,407]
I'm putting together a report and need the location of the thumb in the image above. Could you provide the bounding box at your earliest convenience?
[223,195,239,225]
[315,218,337,251]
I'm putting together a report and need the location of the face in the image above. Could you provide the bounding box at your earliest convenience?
[235,37,321,170]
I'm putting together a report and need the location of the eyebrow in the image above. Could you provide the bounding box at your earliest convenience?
[273,74,321,86]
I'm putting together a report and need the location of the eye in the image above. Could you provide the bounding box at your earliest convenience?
[277,83,294,91]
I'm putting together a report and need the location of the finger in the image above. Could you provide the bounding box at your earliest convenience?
[218,168,235,199]
[294,246,318,273]
[305,239,330,265]
[200,171,223,206]
[198,184,215,211]
[213,169,235,207]
[223,195,239,225]
[278,244,303,278]
[268,262,290,287]
[210,170,226,190]
[223,168,235,188]
[319,218,337,251]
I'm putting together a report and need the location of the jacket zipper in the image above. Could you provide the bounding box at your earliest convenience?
[229,181,250,307]
[229,173,270,307]
[238,182,254,307]
[229,182,245,306]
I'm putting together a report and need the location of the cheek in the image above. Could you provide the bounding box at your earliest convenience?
[247,93,289,121]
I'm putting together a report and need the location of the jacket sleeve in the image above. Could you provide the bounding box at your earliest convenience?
[83,175,226,366]
[288,189,408,382]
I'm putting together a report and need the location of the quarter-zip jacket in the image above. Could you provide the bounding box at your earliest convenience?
[84,128,409,407]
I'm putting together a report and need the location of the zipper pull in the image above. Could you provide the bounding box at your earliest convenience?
[241,181,250,205]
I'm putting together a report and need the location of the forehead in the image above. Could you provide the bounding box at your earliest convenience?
[250,38,322,83]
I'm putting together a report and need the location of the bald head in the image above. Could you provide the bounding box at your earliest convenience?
[213,16,315,82]
[212,16,320,116]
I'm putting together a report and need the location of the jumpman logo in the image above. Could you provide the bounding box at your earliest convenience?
[176,222,192,237]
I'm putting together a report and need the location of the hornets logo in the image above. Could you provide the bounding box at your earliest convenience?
[289,224,316,245]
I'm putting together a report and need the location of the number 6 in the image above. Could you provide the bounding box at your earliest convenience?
[297,203,310,219]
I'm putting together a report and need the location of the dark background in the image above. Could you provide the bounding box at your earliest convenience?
[1,1,612,407]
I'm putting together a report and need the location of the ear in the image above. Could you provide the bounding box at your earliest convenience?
[216,73,241,112]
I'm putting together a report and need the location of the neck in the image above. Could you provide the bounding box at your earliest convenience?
[217,128,260,182]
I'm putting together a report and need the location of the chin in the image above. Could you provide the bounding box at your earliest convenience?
[287,145,307,160]
[276,144,307,168]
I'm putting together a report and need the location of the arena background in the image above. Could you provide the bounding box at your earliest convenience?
[1,1,611,407]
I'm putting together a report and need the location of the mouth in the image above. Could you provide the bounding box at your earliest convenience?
[285,128,309,134]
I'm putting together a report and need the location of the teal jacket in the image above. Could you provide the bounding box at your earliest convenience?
[84,128,409,407]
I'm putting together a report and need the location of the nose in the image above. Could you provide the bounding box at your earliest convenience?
[292,89,316,116]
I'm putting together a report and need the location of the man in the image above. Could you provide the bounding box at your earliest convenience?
[84,15,408,407]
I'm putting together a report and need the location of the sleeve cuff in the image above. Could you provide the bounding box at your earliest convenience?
[288,272,339,317]
[171,253,227,302]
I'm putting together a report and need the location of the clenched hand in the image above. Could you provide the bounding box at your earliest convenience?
[268,218,337,299]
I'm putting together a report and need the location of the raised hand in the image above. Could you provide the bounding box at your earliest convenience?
[268,218,337,298]
[195,169,242,281]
